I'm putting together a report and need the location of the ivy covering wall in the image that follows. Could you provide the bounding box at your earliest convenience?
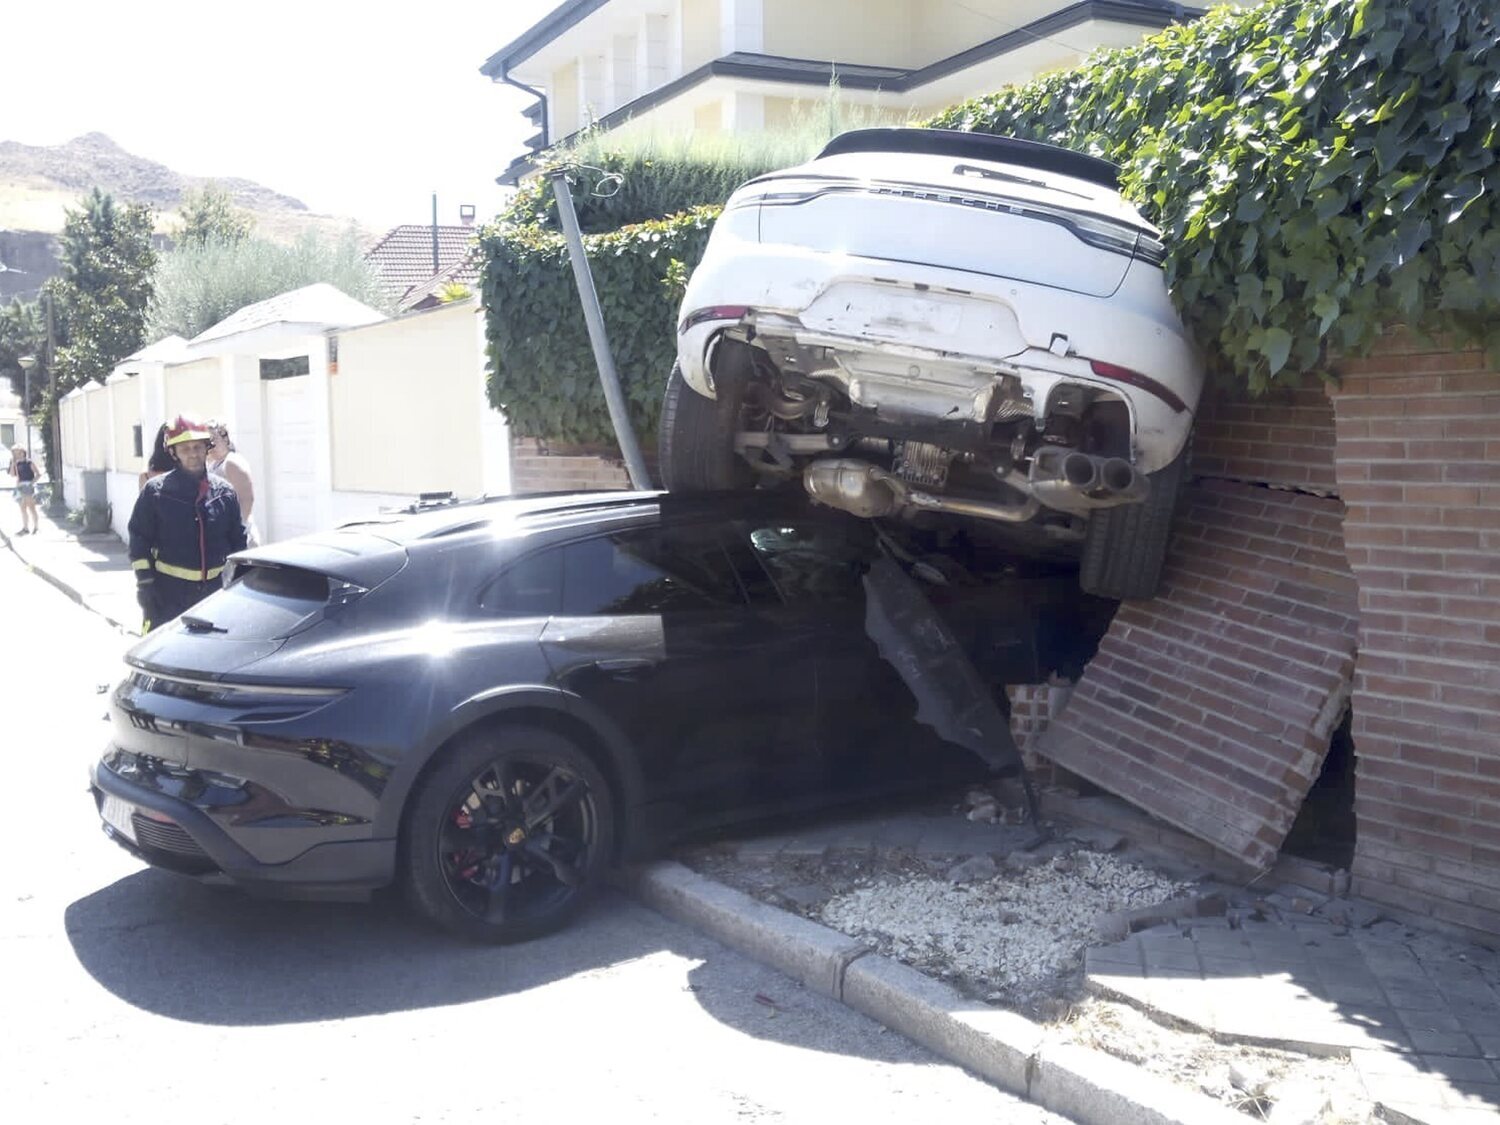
[479,205,720,444]
[480,0,1500,444]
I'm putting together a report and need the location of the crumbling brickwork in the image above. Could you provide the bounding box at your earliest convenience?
[1036,480,1360,870]
[1327,340,1500,936]
[510,437,630,494]
[1194,374,1338,495]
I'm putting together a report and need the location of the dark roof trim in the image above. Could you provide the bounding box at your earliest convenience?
[484,0,1196,82]
[480,0,608,78]
[917,0,1199,90]
[494,0,1201,185]
[818,128,1121,189]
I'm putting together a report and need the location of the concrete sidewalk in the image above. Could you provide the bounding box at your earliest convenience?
[11,498,1498,1124]
[2,505,141,634]
[664,801,1500,1125]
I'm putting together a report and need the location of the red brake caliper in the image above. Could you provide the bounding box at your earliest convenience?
[452,808,479,880]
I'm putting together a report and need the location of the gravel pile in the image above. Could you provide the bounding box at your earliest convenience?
[819,850,1188,993]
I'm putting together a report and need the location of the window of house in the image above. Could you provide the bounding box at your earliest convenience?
[0,423,14,448]
[132,424,143,458]
[259,356,311,380]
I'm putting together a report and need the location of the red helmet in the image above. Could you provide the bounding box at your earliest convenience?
[164,415,212,447]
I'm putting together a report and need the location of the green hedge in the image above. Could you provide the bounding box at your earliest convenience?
[479,206,719,444]
[500,152,772,235]
[928,0,1500,387]
[482,0,1500,447]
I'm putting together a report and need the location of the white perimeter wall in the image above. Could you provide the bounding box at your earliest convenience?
[59,295,512,548]
[107,470,139,542]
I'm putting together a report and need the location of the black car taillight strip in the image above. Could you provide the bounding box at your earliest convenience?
[129,669,346,698]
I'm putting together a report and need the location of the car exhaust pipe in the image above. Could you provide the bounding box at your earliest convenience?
[1029,445,1150,513]
[1099,457,1149,503]
[804,459,1039,524]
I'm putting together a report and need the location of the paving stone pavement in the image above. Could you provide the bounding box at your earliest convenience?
[705,805,1500,1125]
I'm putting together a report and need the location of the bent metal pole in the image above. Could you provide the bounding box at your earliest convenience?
[547,170,652,490]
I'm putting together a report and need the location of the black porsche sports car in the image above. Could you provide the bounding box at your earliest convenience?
[92,489,1110,942]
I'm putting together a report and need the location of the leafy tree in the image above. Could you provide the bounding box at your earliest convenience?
[148,228,391,341]
[50,188,156,392]
[175,182,254,247]
[0,298,47,408]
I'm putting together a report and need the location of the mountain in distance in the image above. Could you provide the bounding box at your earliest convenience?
[0,132,373,246]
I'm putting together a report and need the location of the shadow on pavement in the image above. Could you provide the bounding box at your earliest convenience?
[62,868,919,1067]
[65,871,662,1025]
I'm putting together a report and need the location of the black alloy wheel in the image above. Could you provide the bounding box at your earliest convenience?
[403,726,614,943]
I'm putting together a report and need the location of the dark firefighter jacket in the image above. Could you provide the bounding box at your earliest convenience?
[128,469,247,584]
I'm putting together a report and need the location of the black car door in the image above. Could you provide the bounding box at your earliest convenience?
[535,517,823,823]
[729,513,993,798]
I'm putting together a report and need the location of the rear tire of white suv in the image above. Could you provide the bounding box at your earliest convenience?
[658,358,753,491]
[1078,442,1191,601]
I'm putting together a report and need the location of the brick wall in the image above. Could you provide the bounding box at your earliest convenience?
[1193,373,1339,494]
[1327,341,1500,936]
[510,437,631,494]
[1007,682,1074,756]
[1036,479,1359,870]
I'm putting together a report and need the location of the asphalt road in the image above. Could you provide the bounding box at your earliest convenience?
[0,547,1069,1124]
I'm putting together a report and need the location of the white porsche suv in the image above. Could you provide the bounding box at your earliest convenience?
[658,128,1204,599]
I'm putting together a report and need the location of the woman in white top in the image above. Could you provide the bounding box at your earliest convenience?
[206,420,260,546]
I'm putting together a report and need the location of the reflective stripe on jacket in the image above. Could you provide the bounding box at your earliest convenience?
[128,469,247,583]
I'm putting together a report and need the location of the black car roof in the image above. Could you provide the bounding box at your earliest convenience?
[340,488,828,546]
[817,128,1121,191]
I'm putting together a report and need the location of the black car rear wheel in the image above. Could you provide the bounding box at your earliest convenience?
[403,725,614,943]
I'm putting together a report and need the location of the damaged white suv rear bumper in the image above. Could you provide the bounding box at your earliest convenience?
[662,130,1207,598]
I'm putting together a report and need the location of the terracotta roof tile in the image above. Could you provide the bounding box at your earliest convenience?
[365,224,480,304]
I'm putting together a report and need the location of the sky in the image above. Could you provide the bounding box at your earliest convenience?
[0,0,564,229]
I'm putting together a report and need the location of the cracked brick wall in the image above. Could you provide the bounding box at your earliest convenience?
[1327,340,1500,936]
[1036,480,1360,870]
[1194,374,1338,495]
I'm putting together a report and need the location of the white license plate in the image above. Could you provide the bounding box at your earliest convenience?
[101,794,137,843]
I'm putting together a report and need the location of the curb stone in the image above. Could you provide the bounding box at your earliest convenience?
[841,951,1040,1093]
[0,526,135,634]
[627,860,1246,1125]
[627,861,868,999]
[1032,1041,1246,1125]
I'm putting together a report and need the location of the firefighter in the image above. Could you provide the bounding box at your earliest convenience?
[128,415,248,633]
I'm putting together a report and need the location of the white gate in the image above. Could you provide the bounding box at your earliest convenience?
[261,375,317,542]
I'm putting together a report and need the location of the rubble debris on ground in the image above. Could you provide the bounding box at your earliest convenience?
[1065,996,1370,1124]
[818,850,1189,994]
[679,795,1393,1123]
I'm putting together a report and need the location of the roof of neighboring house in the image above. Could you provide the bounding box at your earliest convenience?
[365,224,481,307]
[187,283,387,355]
[398,251,484,312]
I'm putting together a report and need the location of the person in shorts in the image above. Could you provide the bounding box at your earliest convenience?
[8,445,41,535]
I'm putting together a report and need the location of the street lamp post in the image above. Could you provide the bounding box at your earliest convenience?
[17,354,35,457]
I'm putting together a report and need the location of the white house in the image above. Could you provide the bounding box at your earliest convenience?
[60,284,511,546]
[482,0,1243,180]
